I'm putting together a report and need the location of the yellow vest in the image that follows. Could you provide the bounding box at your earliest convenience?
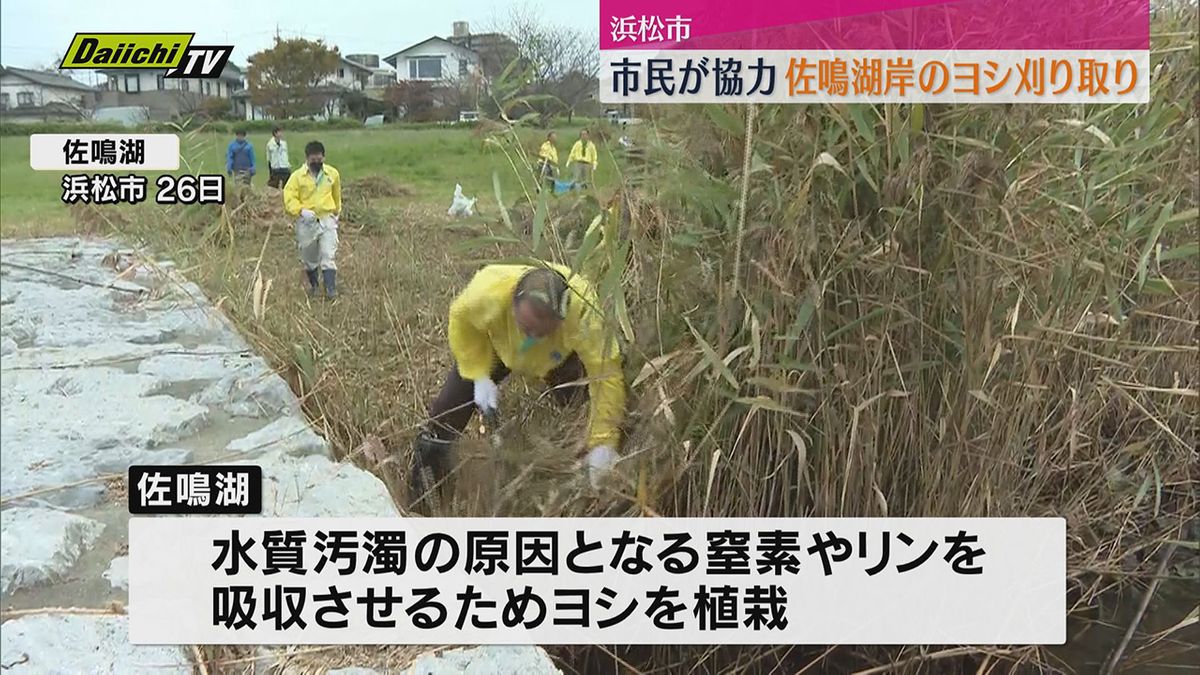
[283,165,342,217]
[567,140,597,166]
[538,141,559,166]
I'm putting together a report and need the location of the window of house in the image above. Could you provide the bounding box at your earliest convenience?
[408,57,443,80]
[17,91,35,106]
[338,68,345,79]
[125,74,141,93]
[181,79,190,92]
[1,93,10,109]
[157,75,166,90]
[459,59,469,77]
[204,81,211,95]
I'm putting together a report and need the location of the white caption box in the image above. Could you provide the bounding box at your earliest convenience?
[129,517,1065,645]
[29,133,180,171]
[131,516,1065,643]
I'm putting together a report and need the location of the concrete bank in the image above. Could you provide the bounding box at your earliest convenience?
[0,237,558,674]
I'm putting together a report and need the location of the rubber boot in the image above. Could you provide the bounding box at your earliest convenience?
[302,267,316,296]
[409,430,453,513]
[322,269,337,300]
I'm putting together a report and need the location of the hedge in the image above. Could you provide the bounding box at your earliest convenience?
[0,117,366,137]
[0,115,608,137]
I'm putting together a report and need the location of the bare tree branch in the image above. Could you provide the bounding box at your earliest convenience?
[486,0,600,121]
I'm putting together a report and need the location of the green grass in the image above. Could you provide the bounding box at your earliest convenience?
[0,136,76,235]
[0,124,618,237]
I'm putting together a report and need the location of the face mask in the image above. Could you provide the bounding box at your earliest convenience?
[309,161,323,173]
[518,335,539,353]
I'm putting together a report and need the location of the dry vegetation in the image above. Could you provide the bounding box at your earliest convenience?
[66,7,1199,674]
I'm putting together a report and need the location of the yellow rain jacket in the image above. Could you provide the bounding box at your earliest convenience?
[566,140,598,167]
[448,262,626,449]
[283,164,342,218]
[538,140,559,166]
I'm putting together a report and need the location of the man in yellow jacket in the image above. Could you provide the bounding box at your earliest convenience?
[536,130,559,190]
[411,262,627,507]
[566,128,598,187]
[283,140,342,299]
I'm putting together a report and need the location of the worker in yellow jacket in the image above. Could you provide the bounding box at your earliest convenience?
[283,140,342,299]
[566,128,598,187]
[536,131,559,190]
[410,262,627,507]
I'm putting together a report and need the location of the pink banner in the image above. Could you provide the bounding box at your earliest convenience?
[601,0,1150,51]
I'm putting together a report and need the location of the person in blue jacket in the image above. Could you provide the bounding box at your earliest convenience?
[226,129,256,184]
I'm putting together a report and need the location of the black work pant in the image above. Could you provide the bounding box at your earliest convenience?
[427,354,588,441]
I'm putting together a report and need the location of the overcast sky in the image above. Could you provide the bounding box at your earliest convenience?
[1,0,599,80]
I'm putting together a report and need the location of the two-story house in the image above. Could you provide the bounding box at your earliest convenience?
[384,36,479,84]
[95,63,244,121]
[0,66,99,123]
[385,22,519,82]
[383,22,518,118]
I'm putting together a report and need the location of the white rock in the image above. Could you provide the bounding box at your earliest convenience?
[249,451,400,518]
[193,353,302,415]
[137,349,246,383]
[195,367,300,419]
[226,417,328,459]
[2,315,39,346]
[0,342,176,371]
[1,366,209,508]
[0,263,216,349]
[93,447,194,474]
[1,336,16,355]
[0,238,410,673]
[0,507,105,594]
[328,668,383,675]
[405,646,561,675]
[103,556,129,590]
[0,615,191,674]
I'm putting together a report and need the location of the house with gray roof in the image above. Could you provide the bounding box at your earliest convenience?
[0,66,99,123]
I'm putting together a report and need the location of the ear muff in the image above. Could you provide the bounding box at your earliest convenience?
[515,268,571,320]
[553,271,571,319]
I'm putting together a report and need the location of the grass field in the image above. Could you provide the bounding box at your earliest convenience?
[0,122,608,236]
[1,18,1198,670]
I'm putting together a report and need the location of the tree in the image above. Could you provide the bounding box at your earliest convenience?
[44,53,68,74]
[385,81,435,121]
[198,97,233,120]
[247,37,341,118]
[341,91,390,121]
[486,2,600,122]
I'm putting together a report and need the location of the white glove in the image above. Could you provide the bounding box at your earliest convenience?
[473,377,499,415]
[586,445,619,489]
[300,208,316,221]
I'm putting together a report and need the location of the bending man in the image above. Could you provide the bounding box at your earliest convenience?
[410,263,626,507]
